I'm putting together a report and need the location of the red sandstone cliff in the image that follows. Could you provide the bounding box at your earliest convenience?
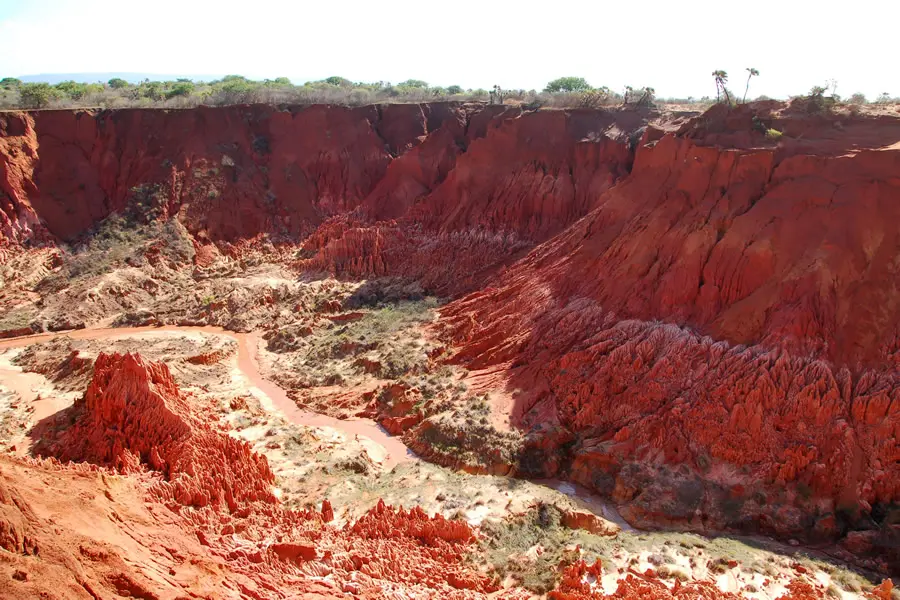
[0,103,473,243]
[436,109,900,570]
[0,103,641,295]
[4,100,900,574]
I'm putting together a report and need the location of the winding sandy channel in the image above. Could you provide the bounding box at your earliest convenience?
[0,324,626,524]
[0,325,415,468]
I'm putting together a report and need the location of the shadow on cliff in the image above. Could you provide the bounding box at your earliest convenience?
[26,409,64,457]
[436,105,900,573]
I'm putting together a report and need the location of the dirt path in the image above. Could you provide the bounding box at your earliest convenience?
[0,325,415,468]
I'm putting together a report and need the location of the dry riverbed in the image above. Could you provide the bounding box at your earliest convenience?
[0,325,884,598]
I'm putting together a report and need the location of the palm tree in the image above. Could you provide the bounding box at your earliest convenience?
[712,70,729,103]
[743,68,759,103]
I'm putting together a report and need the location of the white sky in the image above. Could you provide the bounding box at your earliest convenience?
[1,0,898,100]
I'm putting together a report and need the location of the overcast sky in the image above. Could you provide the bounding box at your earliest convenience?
[1,0,897,100]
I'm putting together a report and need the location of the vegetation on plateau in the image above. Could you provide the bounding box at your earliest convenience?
[0,73,896,112]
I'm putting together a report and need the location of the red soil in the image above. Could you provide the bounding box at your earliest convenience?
[3,100,900,590]
[5,350,518,598]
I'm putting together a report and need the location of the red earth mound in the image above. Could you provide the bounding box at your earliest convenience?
[36,351,276,510]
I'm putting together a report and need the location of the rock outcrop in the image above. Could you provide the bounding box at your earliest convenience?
[37,351,277,510]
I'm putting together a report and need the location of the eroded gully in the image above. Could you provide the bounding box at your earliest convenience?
[0,324,622,522]
[0,325,416,467]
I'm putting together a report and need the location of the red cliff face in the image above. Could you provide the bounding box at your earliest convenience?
[0,103,470,243]
[5,101,900,571]
[402,108,635,240]
[437,122,900,567]
[0,103,639,297]
[0,113,47,246]
[300,106,640,294]
[28,105,394,240]
[444,132,900,365]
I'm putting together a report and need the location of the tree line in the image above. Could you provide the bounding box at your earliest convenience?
[0,74,894,110]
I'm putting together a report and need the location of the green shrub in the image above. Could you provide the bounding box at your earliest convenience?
[108,77,129,89]
[215,77,258,102]
[166,81,194,99]
[18,83,58,108]
[324,76,352,87]
[476,504,613,593]
[0,307,36,331]
[657,564,689,581]
[807,85,837,113]
[579,87,611,108]
[831,569,869,592]
[624,86,656,106]
[544,77,591,93]
[55,80,101,100]
[446,85,463,95]
[136,81,166,101]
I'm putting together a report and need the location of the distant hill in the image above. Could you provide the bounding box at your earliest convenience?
[17,73,228,84]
